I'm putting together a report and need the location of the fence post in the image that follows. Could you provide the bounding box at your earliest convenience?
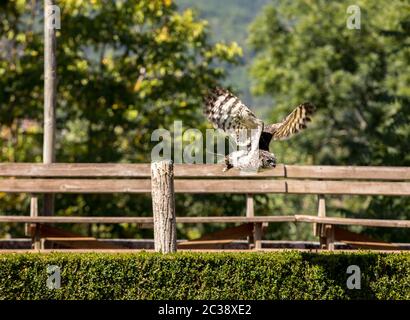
[43,0,57,217]
[253,223,262,250]
[246,194,262,249]
[246,194,254,248]
[151,160,177,253]
[315,194,327,248]
[324,224,335,251]
[29,195,41,250]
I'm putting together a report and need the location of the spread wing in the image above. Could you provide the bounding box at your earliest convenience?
[265,102,315,141]
[204,88,263,149]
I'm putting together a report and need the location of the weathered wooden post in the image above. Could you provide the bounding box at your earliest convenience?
[43,0,57,217]
[315,194,332,249]
[151,160,177,253]
[246,194,262,249]
[29,0,58,249]
[30,195,41,250]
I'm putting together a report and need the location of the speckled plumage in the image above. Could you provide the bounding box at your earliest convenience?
[204,87,315,171]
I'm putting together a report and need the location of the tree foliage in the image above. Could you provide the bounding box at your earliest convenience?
[0,0,241,238]
[249,0,410,241]
[177,0,270,106]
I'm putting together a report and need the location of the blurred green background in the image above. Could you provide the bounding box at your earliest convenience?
[0,0,409,242]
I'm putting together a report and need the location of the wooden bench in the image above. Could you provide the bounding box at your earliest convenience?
[0,163,409,250]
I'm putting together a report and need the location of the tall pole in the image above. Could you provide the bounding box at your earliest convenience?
[43,0,57,216]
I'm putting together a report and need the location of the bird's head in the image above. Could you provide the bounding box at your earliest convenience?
[260,152,276,168]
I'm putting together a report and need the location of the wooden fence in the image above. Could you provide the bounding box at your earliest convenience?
[0,163,409,251]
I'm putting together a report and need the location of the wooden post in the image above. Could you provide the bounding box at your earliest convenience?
[246,194,254,218]
[246,194,262,249]
[253,223,262,250]
[43,0,57,216]
[246,194,254,248]
[315,194,327,248]
[30,195,41,250]
[324,224,335,251]
[151,160,177,253]
[25,192,35,237]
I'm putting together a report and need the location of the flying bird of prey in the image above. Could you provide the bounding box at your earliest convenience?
[204,87,315,172]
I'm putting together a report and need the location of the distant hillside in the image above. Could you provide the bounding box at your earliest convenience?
[176,0,271,112]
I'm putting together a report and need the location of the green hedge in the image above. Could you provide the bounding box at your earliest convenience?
[0,251,409,300]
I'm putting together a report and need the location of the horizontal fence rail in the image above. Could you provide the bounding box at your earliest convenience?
[0,179,409,195]
[0,215,408,228]
[0,215,295,224]
[1,163,409,180]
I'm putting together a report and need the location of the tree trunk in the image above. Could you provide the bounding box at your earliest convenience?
[151,160,177,253]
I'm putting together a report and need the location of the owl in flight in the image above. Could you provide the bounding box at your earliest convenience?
[204,88,315,172]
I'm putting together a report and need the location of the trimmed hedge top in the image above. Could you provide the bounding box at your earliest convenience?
[0,251,409,300]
